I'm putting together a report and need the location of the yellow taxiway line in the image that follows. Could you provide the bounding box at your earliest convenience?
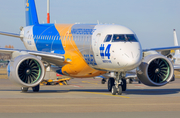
[84,92,130,98]
[81,81,98,85]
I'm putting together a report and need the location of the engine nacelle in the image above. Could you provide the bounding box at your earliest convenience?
[7,54,45,87]
[137,54,174,86]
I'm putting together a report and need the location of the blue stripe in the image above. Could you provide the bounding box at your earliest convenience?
[33,24,65,54]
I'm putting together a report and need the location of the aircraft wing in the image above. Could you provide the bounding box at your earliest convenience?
[0,48,65,66]
[125,64,180,79]
[143,46,180,52]
[173,64,180,70]
[0,31,21,38]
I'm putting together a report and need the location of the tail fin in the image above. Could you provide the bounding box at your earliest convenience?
[25,0,39,26]
[174,29,179,55]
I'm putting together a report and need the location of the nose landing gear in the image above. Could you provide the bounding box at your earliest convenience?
[108,72,127,95]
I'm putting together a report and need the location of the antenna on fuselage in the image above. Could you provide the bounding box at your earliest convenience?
[47,0,50,23]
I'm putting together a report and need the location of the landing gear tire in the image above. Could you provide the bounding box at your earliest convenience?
[21,87,28,93]
[32,84,40,92]
[122,78,127,91]
[127,78,133,84]
[170,74,175,82]
[112,86,117,95]
[117,85,122,95]
[108,78,114,91]
[101,78,106,84]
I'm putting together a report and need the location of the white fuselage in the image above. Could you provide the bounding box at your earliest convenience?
[21,24,143,72]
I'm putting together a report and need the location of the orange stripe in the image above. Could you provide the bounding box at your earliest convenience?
[55,24,106,77]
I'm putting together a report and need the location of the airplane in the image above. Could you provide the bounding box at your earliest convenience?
[0,0,180,95]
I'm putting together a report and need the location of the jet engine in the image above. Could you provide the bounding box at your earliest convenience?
[7,54,45,87]
[137,54,174,86]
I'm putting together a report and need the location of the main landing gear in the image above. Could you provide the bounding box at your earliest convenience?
[21,84,40,93]
[107,72,127,95]
[101,78,106,84]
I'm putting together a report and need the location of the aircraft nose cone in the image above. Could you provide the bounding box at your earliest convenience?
[109,42,142,71]
[125,51,142,69]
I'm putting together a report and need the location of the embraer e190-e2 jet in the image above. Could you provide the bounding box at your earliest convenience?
[0,0,179,95]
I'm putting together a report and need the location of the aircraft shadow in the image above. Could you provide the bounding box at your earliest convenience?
[31,88,180,95]
[1,88,180,95]
[29,89,109,93]
[123,88,180,95]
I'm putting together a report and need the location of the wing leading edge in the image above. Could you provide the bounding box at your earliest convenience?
[0,48,65,66]
[143,46,180,52]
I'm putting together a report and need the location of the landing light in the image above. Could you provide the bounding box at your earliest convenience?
[66,58,72,62]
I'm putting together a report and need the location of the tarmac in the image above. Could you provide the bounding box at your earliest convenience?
[0,78,180,118]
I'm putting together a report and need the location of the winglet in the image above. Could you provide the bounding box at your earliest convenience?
[173,29,179,55]
[25,0,39,26]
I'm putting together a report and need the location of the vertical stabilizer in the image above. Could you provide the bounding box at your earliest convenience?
[174,29,179,55]
[25,0,39,26]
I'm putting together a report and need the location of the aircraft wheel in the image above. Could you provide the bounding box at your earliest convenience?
[101,78,106,84]
[21,87,28,93]
[170,74,175,82]
[126,79,130,84]
[127,78,133,84]
[108,78,114,91]
[117,85,122,95]
[32,84,40,92]
[111,86,117,95]
[122,78,127,91]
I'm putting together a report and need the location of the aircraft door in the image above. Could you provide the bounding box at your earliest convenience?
[93,33,103,65]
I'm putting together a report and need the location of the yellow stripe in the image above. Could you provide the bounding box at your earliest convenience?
[66,89,129,98]
[82,81,98,85]
[84,92,130,98]
[55,24,106,78]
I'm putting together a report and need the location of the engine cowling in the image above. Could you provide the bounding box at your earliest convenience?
[137,54,174,86]
[7,54,45,87]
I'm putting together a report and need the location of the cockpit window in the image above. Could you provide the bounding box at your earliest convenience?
[104,34,138,42]
[112,34,138,42]
[126,34,138,42]
[104,35,112,42]
[112,35,126,42]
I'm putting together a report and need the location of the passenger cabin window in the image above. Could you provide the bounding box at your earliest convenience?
[104,35,112,42]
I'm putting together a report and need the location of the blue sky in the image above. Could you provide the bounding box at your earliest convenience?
[0,0,180,49]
